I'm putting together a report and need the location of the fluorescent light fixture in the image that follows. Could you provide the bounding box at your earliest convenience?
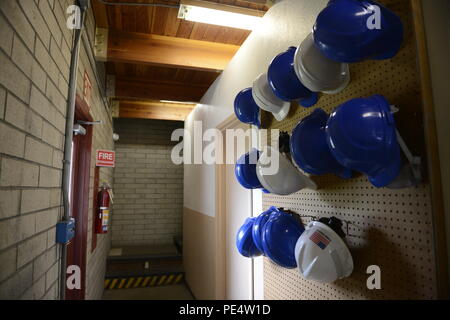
[160,100,197,105]
[178,0,264,31]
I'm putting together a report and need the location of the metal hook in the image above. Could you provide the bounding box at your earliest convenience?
[386,106,423,189]
[342,220,369,238]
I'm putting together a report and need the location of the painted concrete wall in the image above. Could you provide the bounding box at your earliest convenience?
[0,0,114,300]
[184,0,328,216]
[183,0,328,299]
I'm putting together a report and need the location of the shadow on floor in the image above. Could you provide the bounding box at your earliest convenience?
[102,284,194,300]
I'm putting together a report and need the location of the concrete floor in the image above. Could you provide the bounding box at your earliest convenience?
[102,284,194,300]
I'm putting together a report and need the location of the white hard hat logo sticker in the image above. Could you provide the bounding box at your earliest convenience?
[309,230,331,250]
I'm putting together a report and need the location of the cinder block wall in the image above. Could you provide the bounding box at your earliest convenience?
[0,0,114,300]
[112,119,184,246]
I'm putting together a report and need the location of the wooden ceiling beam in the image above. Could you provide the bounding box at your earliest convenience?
[113,100,195,121]
[113,76,210,102]
[91,0,109,28]
[104,29,240,72]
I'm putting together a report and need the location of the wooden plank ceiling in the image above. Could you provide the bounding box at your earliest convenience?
[92,0,268,121]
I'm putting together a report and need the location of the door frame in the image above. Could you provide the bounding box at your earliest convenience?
[215,115,263,300]
[65,95,93,300]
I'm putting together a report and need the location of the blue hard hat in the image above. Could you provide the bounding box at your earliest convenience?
[313,0,404,62]
[268,47,319,108]
[236,217,263,258]
[262,210,305,268]
[235,149,263,189]
[234,88,261,128]
[325,95,401,187]
[252,207,279,253]
[290,108,352,178]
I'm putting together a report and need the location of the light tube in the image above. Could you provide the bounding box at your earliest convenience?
[178,2,263,31]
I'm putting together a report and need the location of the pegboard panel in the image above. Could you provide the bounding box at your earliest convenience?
[263,0,437,300]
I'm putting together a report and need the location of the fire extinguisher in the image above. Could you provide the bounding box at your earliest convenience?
[95,183,111,234]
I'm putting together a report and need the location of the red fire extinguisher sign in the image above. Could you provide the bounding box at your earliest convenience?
[96,150,115,167]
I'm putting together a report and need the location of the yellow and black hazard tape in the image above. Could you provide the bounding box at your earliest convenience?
[104,273,184,290]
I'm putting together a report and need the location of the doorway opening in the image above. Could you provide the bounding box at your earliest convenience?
[215,115,264,300]
[65,96,93,300]
[102,118,191,300]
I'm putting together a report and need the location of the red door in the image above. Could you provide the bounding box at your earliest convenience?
[66,96,93,300]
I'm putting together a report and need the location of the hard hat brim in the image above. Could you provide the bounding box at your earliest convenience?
[236,218,263,258]
[256,147,317,195]
[252,73,291,122]
[234,88,262,128]
[235,150,264,189]
[252,207,278,254]
[294,33,351,94]
[367,147,402,187]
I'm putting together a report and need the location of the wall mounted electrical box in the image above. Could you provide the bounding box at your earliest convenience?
[56,218,76,244]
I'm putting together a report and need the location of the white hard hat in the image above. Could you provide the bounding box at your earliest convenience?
[295,218,353,283]
[293,33,350,94]
[256,147,317,196]
[252,73,291,121]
